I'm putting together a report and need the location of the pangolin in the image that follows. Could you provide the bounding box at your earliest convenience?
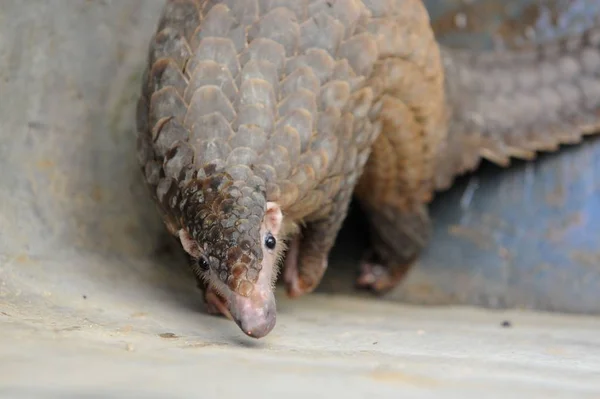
[136,0,600,338]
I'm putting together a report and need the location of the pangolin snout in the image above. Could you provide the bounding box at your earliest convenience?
[229,289,277,339]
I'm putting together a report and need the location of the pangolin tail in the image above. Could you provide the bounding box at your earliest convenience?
[434,16,600,191]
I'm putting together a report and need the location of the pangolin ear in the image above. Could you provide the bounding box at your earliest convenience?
[178,229,200,258]
[265,202,283,236]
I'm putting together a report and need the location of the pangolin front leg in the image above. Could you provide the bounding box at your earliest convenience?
[284,189,354,298]
[282,234,301,295]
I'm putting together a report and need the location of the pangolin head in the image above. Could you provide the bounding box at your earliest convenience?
[177,168,284,338]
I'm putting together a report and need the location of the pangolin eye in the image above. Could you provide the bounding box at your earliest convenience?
[198,256,210,271]
[264,232,276,250]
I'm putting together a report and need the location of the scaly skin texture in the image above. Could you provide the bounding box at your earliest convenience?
[137,0,381,338]
[137,0,600,337]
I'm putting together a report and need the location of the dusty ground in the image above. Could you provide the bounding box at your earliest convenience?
[1,254,600,398]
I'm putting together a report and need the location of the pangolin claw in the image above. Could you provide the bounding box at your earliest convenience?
[355,261,410,294]
[285,276,313,299]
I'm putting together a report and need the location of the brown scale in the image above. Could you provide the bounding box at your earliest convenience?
[178,172,267,292]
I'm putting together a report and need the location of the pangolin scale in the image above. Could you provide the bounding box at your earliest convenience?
[136,0,600,338]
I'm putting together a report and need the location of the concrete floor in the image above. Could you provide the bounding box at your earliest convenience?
[2,254,600,398]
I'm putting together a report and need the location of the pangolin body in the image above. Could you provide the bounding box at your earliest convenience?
[137,0,600,338]
[136,0,387,338]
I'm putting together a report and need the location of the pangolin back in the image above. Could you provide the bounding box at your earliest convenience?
[135,0,391,295]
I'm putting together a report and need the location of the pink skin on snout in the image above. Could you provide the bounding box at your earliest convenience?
[227,220,280,338]
[180,202,284,339]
